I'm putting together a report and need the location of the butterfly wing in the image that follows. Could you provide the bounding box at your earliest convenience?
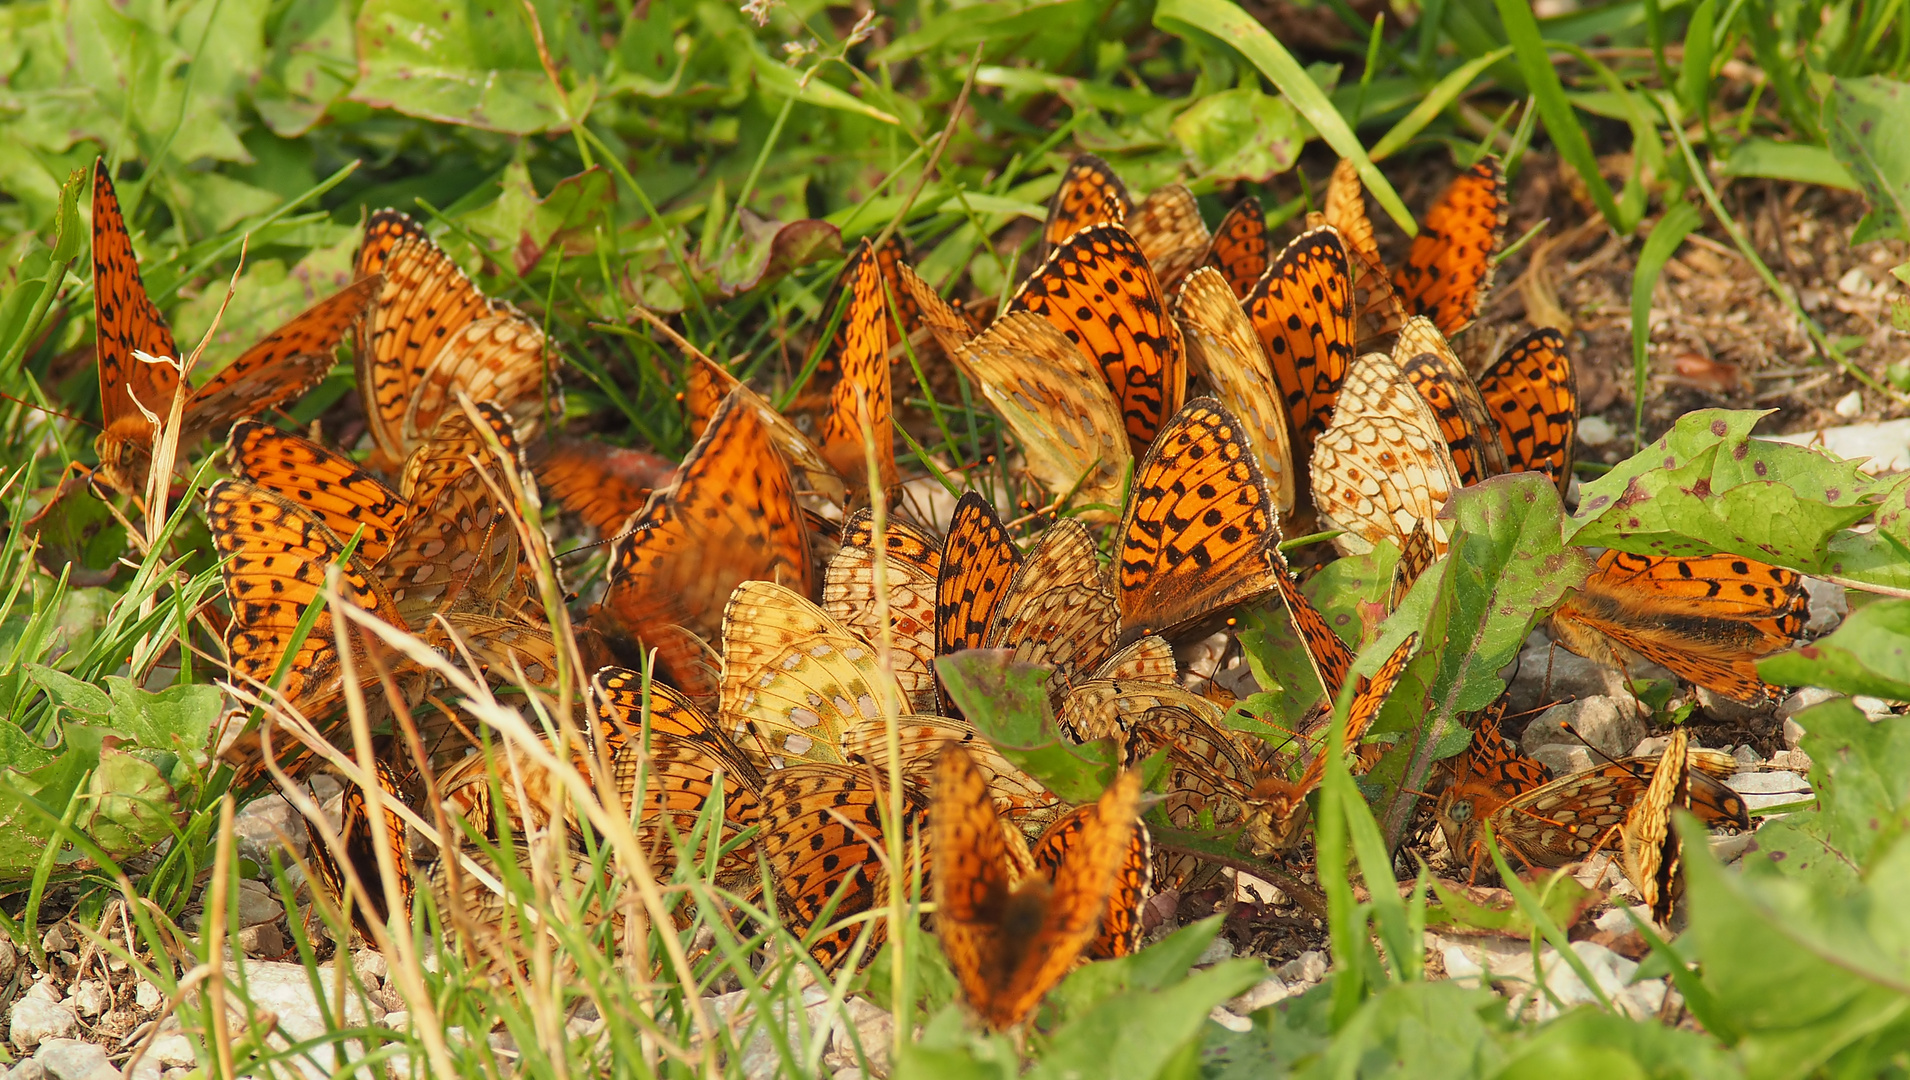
[817,240,897,491]
[1041,154,1132,259]
[1309,349,1462,560]
[1243,227,1357,460]
[226,421,407,565]
[1128,183,1211,295]
[1392,158,1508,337]
[823,510,943,713]
[1115,397,1280,643]
[1205,197,1270,299]
[1270,544,1355,702]
[529,439,674,537]
[1320,159,1406,348]
[1478,328,1577,491]
[92,160,180,435]
[1174,267,1298,515]
[986,518,1119,686]
[400,311,556,452]
[1395,316,1507,485]
[184,277,381,446]
[1009,223,1186,451]
[1030,801,1152,960]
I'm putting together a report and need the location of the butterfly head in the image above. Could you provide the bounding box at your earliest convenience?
[1241,775,1312,856]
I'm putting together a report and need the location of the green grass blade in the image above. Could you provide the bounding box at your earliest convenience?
[1631,202,1703,446]
[1370,47,1513,161]
[1494,0,1627,231]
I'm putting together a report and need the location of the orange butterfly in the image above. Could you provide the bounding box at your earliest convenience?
[814,239,897,492]
[1008,222,1187,452]
[1547,550,1808,704]
[1204,197,1270,299]
[1395,316,1508,486]
[1126,183,1211,295]
[935,493,1023,710]
[89,160,378,495]
[1478,328,1577,493]
[1115,397,1280,643]
[352,210,558,471]
[1392,158,1508,337]
[822,511,943,714]
[1270,543,1355,704]
[1316,159,1406,348]
[984,518,1119,689]
[1243,226,1357,462]
[677,344,846,505]
[528,439,677,538]
[756,762,929,971]
[1173,267,1299,515]
[932,743,1144,1029]
[595,388,815,704]
[226,419,409,565]
[1040,155,1132,260]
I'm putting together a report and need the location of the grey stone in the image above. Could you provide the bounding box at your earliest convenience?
[1784,716,1808,750]
[148,1033,197,1068]
[1803,577,1847,633]
[161,1071,189,1080]
[1508,644,1641,713]
[232,795,306,872]
[1695,687,1770,724]
[1195,937,1234,966]
[823,997,892,1077]
[1632,735,1670,758]
[8,1061,48,1079]
[132,983,162,1013]
[0,940,18,987]
[1522,697,1645,762]
[228,960,384,1050]
[10,997,78,1050]
[69,982,106,1019]
[1727,770,1812,811]
[39,926,72,955]
[34,1038,120,1080]
[1769,749,1813,772]
[1853,695,1895,720]
[1778,687,1840,722]
[237,923,284,958]
[1228,977,1292,1014]
[351,949,388,984]
[126,1058,160,1080]
[233,881,284,928]
[1276,950,1327,985]
[1733,745,1761,768]
[1531,744,1596,776]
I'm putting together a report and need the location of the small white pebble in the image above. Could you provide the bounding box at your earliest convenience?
[1578,416,1616,446]
[1838,267,1873,295]
[1835,390,1863,418]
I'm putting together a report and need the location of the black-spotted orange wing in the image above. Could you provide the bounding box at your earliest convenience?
[1394,316,1507,486]
[1009,223,1186,451]
[1029,800,1151,960]
[306,759,417,939]
[1478,328,1577,493]
[226,420,408,565]
[1041,154,1132,259]
[937,492,1022,658]
[92,160,179,441]
[529,439,675,538]
[1205,197,1269,299]
[817,239,896,491]
[1393,158,1508,337]
[1271,544,1354,702]
[1243,226,1357,459]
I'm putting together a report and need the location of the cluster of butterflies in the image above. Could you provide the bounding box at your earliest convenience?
[59,147,1815,1029]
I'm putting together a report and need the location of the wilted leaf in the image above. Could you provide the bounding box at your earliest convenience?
[716,213,842,295]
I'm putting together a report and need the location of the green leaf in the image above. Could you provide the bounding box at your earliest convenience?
[1568,409,1886,570]
[1824,76,1910,244]
[459,161,616,278]
[1169,87,1301,183]
[1761,600,1910,700]
[103,678,218,759]
[752,54,900,125]
[1765,699,1910,873]
[935,651,1118,803]
[1723,138,1859,190]
[1424,872,1597,936]
[1499,1009,1740,1079]
[25,665,111,719]
[1630,203,1703,440]
[77,745,183,857]
[1029,960,1264,1080]
[253,0,359,137]
[351,0,570,134]
[1152,0,1413,233]
[1313,980,1508,1077]
[0,750,95,878]
[49,168,84,264]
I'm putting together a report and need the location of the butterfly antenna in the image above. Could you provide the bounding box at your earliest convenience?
[1558,720,1646,776]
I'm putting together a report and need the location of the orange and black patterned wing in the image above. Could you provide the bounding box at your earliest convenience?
[896,260,977,361]
[1548,550,1808,704]
[401,310,556,451]
[598,390,814,703]
[381,405,529,626]
[1395,317,1506,486]
[1174,267,1297,514]
[935,744,1140,1028]
[1243,227,1357,458]
[1271,545,1354,702]
[1009,223,1186,451]
[1029,801,1151,960]
[592,665,759,776]
[1041,155,1132,259]
[355,223,503,465]
[92,159,180,435]
[936,493,1023,712]
[1393,158,1508,337]
[1116,397,1279,643]
[354,209,428,279]
[1320,159,1405,348]
[184,278,381,445]
[759,763,928,972]
[1478,328,1577,492]
[529,439,675,538]
[226,420,407,566]
[306,759,416,939]
[1205,198,1270,299]
[1128,184,1210,295]
[986,518,1119,687]
[817,240,896,492]
[823,511,943,713]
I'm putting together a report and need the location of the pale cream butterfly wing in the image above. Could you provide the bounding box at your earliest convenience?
[1309,348,1462,560]
[1173,266,1298,516]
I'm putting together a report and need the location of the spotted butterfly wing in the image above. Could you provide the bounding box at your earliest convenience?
[305,759,416,939]
[933,743,1141,1028]
[1009,223,1187,451]
[1392,158,1508,337]
[1319,159,1406,348]
[1309,348,1462,563]
[816,240,897,492]
[1548,550,1808,704]
[1028,801,1152,960]
[1394,316,1507,486]
[1127,183,1210,295]
[1478,328,1577,493]
[226,421,408,565]
[1204,198,1270,299]
[677,349,845,504]
[823,510,943,713]
[1116,398,1280,643]
[985,518,1119,688]
[1270,543,1354,703]
[91,161,180,464]
[529,439,675,537]
[1173,268,1297,514]
[1041,154,1132,259]
[1243,227,1358,462]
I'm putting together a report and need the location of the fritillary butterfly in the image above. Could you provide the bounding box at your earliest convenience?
[1243,226,1358,462]
[1126,183,1211,295]
[1009,222,1187,451]
[1029,797,1153,961]
[896,259,978,362]
[816,239,897,491]
[1395,316,1508,486]
[951,311,1130,515]
[1309,347,1462,565]
[1093,634,1178,683]
[1547,550,1808,704]
[305,759,416,940]
[822,511,943,714]
[985,518,1119,689]
[757,763,929,972]
[1115,397,1280,643]
[1392,158,1508,337]
[91,160,377,494]
[1270,543,1355,703]
[1041,154,1132,259]
[1478,328,1577,493]
[1173,268,1298,515]
[597,389,814,703]
[1318,158,1406,348]
[529,439,676,538]
[678,347,844,503]
[932,743,1142,1029]
[1204,197,1270,300]
[1621,727,1689,922]
[226,420,408,565]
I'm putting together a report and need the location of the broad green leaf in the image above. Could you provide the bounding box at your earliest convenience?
[1313,980,1508,1078]
[1152,0,1413,232]
[1725,138,1859,190]
[77,745,182,857]
[752,54,899,125]
[1377,475,1591,845]
[1030,960,1264,1080]
[1500,1010,1740,1079]
[0,747,96,878]
[253,0,359,137]
[1169,87,1301,182]
[351,0,570,134]
[1424,873,1597,936]
[1569,409,1885,569]
[1761,600,1910,700]
[104,678,219,759]
[25,665,111,719]
[934,651,1117,803]
[1047,917,1226,1017]
[49,168,84,264]
[1764,699,1910,873]
[1824,76,1910,245]
[460,161,616,277]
